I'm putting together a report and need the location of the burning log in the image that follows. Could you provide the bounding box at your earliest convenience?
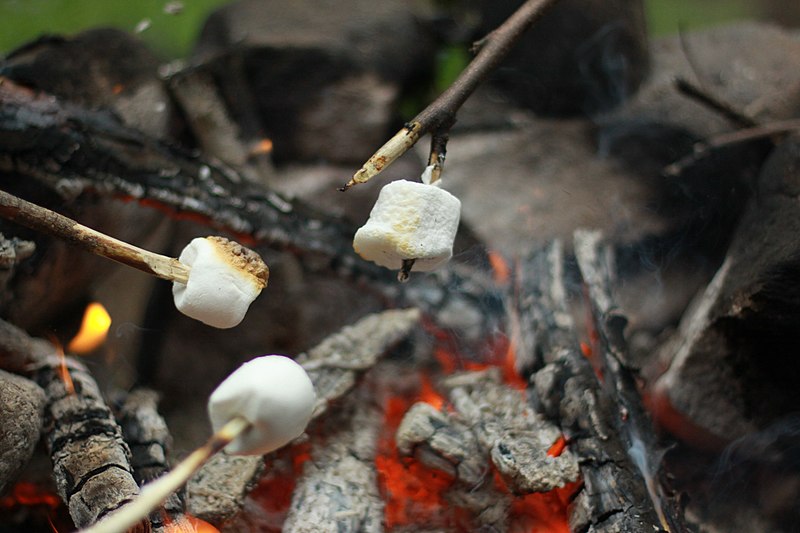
[520,241,668,532]
[0,369,45,494]
[36,356,143,530]
[282,385,383,532]
[186,307,421,523]
[116,389,185,532]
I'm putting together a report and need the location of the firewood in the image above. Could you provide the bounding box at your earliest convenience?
[116,389,185,533]
[519,241,667,532]
[35,356,144,530]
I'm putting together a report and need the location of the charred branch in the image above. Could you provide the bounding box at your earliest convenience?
[574,230,687,533]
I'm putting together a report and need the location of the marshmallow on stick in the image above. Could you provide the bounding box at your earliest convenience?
[0,189,268,329]
[172,237,268,329]
[80,355,315,533]
[353,175,461,278]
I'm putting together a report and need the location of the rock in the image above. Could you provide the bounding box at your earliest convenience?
[2,28,174,139]
[465,0,649,116]
[0,370,45,494]
[653,134,800,443]
[193,0,437,164]
[607,22,800,137]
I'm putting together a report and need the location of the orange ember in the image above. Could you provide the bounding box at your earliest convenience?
[68,302,112,354]
[418,375,445,410]
[488,250,511,286]
[247,443,311,531]
[250,138,274,156]
[547,435,567,458]
[163,514,220,533]
[376,395,459,530]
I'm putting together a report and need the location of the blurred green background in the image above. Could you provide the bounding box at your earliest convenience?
[0,0,791,59]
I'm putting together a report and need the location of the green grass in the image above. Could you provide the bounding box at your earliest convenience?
[645,0,758,36]
[0,0,230,59]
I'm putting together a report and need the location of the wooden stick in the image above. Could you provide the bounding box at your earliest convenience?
[340,0,559,190]
[80,416,251,533]
[0,189,190,284]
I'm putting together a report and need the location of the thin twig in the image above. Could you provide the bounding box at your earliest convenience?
[674,77,758,129]
[663,119,800,177]
[340,0,559,190]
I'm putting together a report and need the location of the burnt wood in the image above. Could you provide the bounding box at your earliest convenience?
[521,241,669,532]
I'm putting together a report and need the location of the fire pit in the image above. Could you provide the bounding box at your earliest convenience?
[1,1,799,532]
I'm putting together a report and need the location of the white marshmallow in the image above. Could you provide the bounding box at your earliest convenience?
[172,236,268,329]
[207,355,316,455]
[353,179,461,271]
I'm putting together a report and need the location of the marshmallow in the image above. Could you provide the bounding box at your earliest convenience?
[207,355,316,455]
[353,179,461,271]
[172,236,268,329]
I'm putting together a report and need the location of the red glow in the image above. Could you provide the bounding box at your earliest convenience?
[643,387,728,452]
[419,375,445,410]
[509,481,581,533]
[247,443,311,531]
[0,483,61,509]
[376,394,460,530]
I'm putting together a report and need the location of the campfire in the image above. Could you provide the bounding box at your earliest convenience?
[1,0,799,532]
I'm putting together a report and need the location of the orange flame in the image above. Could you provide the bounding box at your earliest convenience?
[67,302,111,354]
[54,343,75,395]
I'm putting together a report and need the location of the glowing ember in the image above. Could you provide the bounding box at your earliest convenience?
[250,138,274,157]
[0,483,61,510]
[487,249,511,286]
[246,443,311,531]
[163,514,220,532]
[547,435,567,457]
[67,302,112,354]
[418,375,445,410]
[376,395,460,530]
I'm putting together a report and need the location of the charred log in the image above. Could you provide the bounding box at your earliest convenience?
[521,241,667,532]
[0,369,45,494]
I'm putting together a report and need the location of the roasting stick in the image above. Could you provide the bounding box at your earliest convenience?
[0,189,268,328]
[80,356,316,533]
[0,189,190,283]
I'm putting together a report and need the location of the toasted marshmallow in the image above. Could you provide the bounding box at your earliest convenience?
[207,355,316,455]
[353,179,461,271]
[172,236,268,329]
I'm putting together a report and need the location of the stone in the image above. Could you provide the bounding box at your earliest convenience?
[0,370,45,494]
[464,0,649,116]
[193,0,437,164]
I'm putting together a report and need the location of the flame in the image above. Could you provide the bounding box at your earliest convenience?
[418,375,445,411]
[54,343,75,395]
[68,302,112,354]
